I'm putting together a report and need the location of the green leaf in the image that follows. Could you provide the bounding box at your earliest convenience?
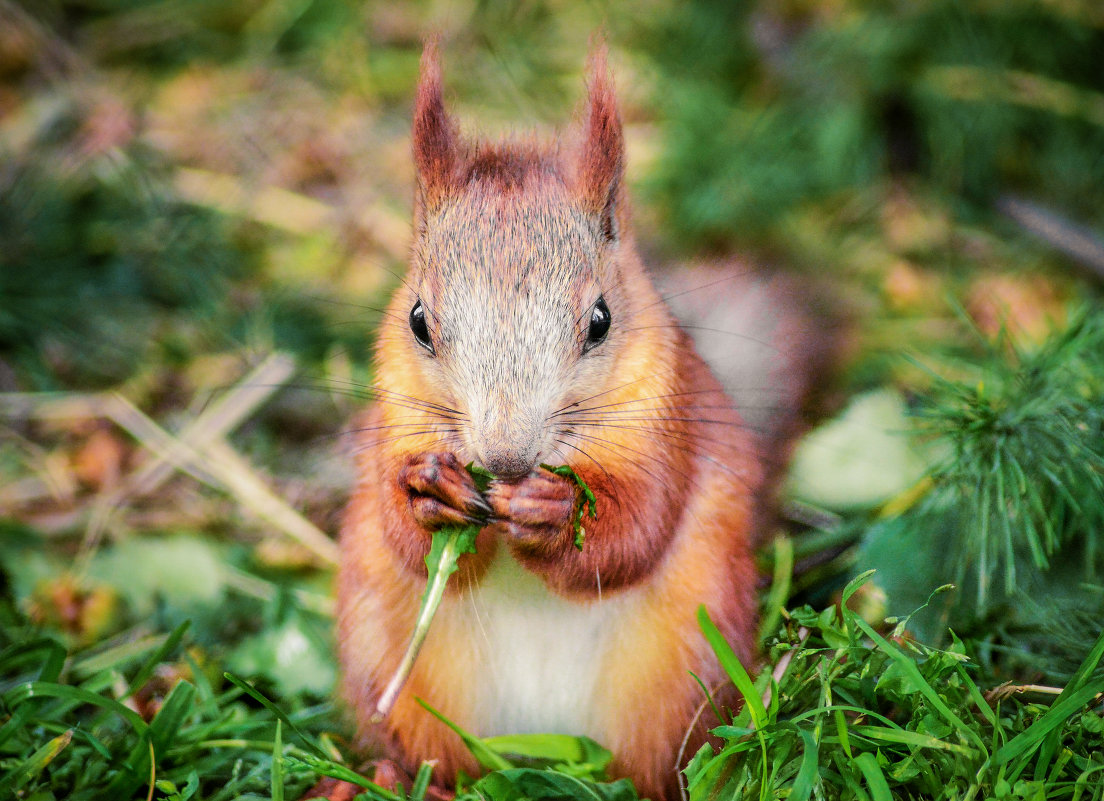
[541,463,598,550]
[465,462,496,493]
[423,524,481,576]
[464,768,639,801]
[375,523,480,720]
[785,390,933,511]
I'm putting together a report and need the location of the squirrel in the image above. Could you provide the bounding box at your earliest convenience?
[333,40,823,801]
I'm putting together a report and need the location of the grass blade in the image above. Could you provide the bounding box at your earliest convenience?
[271,720,284,801]
[790,729,819,801]
[124,620,190,700]
[411,762,433,801]
[285,753,397,800]
[223,673,326,759]
[992,681,1104,768]
[1034,627,1104,779]
[415,697,512,772]
[854,752,892,801]
[6,681,149,732]
[150,680,196,758]
[759,536,793,644]
[698,605,766,728]
[0,728,72,794]
[849,725,976,755]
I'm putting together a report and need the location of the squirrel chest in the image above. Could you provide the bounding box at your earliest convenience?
[438,549,640,737]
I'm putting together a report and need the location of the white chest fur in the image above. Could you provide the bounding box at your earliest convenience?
[443,551,637,738]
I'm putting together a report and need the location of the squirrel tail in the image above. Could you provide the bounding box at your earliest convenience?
[660,261,843,524]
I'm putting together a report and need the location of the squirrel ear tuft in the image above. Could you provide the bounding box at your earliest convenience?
[413,36,458,215]
[577,40,624,243]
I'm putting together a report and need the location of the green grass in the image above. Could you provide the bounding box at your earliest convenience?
[692,576,1104,800]
[2,570,1103,799]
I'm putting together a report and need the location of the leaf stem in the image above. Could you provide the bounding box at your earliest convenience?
[373,528,473,722]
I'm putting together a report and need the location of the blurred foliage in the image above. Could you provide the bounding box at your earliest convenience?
[640,0,1104,250]
[0,134,249,387]
[789,309,1104,672]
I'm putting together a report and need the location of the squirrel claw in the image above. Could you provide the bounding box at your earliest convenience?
[400,451,489,530]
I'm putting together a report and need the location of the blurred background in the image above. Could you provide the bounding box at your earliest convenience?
[1,0,1103,795]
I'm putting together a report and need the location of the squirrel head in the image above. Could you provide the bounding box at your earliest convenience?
[391,38,651,479]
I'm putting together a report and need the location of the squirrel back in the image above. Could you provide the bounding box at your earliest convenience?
[336,40,819,801]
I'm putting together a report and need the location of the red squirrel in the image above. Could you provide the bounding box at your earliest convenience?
[334,40,809,801]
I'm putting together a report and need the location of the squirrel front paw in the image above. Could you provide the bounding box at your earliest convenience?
[398,451,492,531]
[485,468,576,555]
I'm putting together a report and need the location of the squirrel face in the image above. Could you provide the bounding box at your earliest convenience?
[393,41,631,479]
[405,166,625,478]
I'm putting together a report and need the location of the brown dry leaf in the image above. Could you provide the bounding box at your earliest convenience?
[966,273,1067,346]
[882,260,943,312]
[27,574,119,644]
[882,187,951,254]
[130,661,194,722]
[77,93,137,159]
[72,426,127,491]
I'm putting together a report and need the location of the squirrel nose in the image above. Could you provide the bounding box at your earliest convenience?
[479,448,534,480]
[473,399,541,479]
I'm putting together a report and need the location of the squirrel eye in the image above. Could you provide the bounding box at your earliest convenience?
[584,296,611,353]
[409,299,434,354]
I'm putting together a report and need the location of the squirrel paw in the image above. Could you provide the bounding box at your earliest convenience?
[486,468,576,553]
[399,451,492,530]
[297,776,364,801]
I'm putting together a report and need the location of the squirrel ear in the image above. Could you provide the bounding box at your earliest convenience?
[413,37,458,216]
[577,41,624,243]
